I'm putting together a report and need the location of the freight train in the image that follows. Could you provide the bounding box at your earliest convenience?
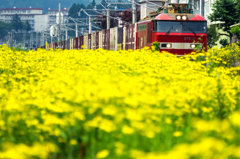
[37,3,207,55]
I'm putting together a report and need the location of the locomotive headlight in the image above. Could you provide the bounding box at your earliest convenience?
[167,43,172,48]
[176,15,181,20]
[182,16,187,20]
[190,44,196,48]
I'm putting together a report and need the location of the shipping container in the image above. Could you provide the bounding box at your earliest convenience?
[48,43,51,49]
[78,36,84,49]
[84,35,88,49]
[126,24,135,50]
[134,23,137,50]
[53,42,57,50]
[70,38,73,50]
[77,36,81,50]
[110,28,114,50]
[73,37,78,49]
[106,29,110,50]
[88,34,91,49]
[123,26,126,50]
[63,41,66,50]
[102,30,106,49]
[66,40,70,50]
[114,27,118,51]
[92,33,96,50]
[96,32,99,49]
[117,27,123,50]
[98,31,102,49]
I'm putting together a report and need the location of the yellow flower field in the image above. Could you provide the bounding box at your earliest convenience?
[0,44,240,159]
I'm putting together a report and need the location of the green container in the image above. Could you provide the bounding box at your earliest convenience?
[164,9,168,13]
[189,9,193,14]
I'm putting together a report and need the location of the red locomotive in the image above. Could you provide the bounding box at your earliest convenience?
[137,3,207,55]
[37,3,207,56]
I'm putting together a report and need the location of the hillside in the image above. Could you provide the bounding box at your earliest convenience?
[0,0,93,13]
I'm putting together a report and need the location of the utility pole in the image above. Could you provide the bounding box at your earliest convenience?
[43,30,45,47]
[45,30,48,45]
[58,3,61,47]
[30,31,33,49]
[132,0,137,23]
[200,0,204,17]
[23,33,26,49]
[107,8,110,29]
[76,23,78,37]
[89,16,92,33]
[118,18,122,27]
[10,33,13,48]
[36,32,38,48]
[65,28,68,40]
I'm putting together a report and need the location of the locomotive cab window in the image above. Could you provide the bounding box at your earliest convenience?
[182,21,207,33]
[156,21,181,33]
[153,21,207,33]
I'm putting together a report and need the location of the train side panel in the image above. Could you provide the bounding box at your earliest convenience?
[80,36,84,49]
[84,35,88,49]
[74,37,78,49]
[88,34,91,49]
[114,27,118,51]
[96,32,99,49]
[103,30,106,49]
[134,23,137,50]
[123,26,126,50]
[91,33,94,50]
[106,29,110,50]
[110,28,114,50]
[99,31,102,49]
[117,27,123,50]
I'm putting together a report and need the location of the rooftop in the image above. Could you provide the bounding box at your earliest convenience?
[48,8,70,11]
[0,7,43,10]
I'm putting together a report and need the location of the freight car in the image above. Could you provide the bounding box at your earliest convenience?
[37,3,207,55]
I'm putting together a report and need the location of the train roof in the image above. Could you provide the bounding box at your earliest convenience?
[155,13,206,21]
[140,3,206,22]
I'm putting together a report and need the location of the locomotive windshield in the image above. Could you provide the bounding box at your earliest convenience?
[156,21,181,33]
[154,21,207,33]
[182,22,207,33]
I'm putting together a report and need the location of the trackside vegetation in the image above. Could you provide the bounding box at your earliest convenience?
[0,44,240,159]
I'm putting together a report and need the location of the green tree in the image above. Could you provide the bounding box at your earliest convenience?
[0,21,11,39]
[219,39,229,47]
[11,14,23,32]
[207,25,220,47]
[25,21,32,32]
[208,0,239,37]
[237,0,240,17]
[68,3,87,37]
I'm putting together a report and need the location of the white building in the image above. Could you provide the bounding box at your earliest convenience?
[0,7,69,32]
[34,14,49,32]
[0,7,43,29]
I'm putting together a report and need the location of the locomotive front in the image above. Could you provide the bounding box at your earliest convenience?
[152,3,207,55]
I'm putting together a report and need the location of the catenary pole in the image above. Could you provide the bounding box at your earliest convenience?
[65,28,68,40]
[76,23,78,37]
[132,0,137,23]
[89,16,92,33]
[58,3,61,47]
[107,8,110,29]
